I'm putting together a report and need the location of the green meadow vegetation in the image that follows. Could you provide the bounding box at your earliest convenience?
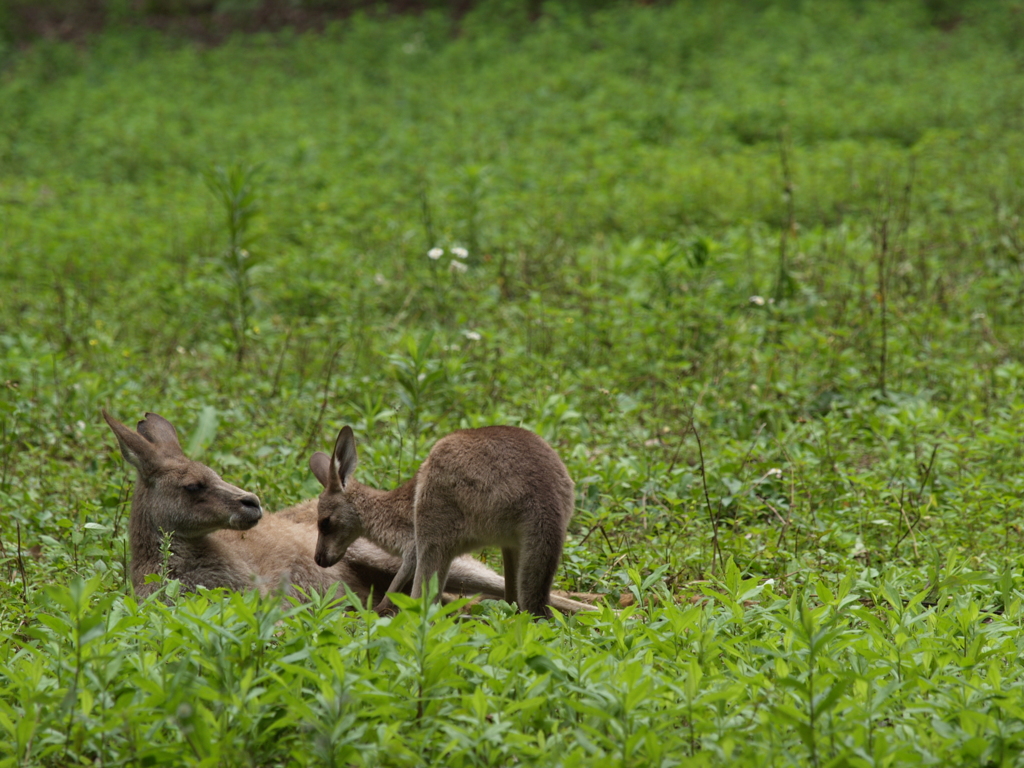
[3,0,1024,764]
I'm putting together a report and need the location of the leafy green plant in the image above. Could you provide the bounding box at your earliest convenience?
[391,332,447,447]
[203,161,262,362]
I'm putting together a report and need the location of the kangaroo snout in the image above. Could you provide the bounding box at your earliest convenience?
[314,533,347,568]
[231,494,263,530]
[314,548,334,568]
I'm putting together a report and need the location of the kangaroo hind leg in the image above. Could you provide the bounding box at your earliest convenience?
[516,528,564,618]
[501,547,519,605]
[410,541,454,604]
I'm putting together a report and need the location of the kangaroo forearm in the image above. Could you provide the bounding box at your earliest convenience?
[385,554,416,595]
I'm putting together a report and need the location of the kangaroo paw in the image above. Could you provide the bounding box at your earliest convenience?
[373,597,398,616]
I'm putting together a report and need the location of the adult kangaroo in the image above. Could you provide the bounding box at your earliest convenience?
[104,411,596,611]
[311,425,576,618]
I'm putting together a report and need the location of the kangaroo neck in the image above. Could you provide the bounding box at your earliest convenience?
[355,476,417,555]
[127,481,215,592]
[128,484,166,589]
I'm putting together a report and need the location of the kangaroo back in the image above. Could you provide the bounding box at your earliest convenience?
[415,426,574,539]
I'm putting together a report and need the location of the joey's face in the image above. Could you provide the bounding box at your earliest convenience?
[314,490,362,568]
[154,459,263,538]
[310,427,362,569]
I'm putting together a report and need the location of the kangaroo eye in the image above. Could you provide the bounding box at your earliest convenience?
[318,518,332,535]
[184,483,205,493]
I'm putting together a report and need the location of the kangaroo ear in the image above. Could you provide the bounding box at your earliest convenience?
[135,412,183,453]
[332,426,358,488]
[309,451,333,488]
[103,409,159,474]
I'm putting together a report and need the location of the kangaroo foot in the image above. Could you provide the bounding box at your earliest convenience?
[373,597,398,616]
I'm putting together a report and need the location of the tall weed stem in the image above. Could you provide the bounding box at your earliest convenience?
[203,162,262,362]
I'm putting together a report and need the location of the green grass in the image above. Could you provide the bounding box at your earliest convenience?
[3,0,1024,764]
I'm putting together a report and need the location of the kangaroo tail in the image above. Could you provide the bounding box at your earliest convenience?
[549,591,602,613]
[445,555,508,598]
[447,555,603,614]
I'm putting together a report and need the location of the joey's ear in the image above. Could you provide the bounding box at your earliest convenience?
[103,409,158,474]
[309,452,333,488]
[332,426,358,488]
[135,412,183,452]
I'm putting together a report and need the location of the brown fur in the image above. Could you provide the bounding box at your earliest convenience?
[311,425,577,618]
[104,411,597,612]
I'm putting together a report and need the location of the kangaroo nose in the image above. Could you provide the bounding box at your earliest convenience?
[241,495,262,514]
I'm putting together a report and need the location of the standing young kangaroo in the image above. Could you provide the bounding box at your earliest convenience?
[104,410,596,611]
[310,425,576,618]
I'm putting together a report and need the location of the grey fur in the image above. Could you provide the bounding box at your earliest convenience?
[311,425,577,618]
[104,410,596,612]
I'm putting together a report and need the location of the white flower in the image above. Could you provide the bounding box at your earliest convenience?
[749,295,766,306]
[428,247,444,260]
[374,273,386,286]
[449,259,468,274]
[452,246,469,259]
[753,467,783,485]
[462,330,481,341]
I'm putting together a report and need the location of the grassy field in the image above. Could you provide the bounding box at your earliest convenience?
[3,0,1024,764]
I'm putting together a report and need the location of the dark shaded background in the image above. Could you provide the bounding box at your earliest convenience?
[0,0,976,45]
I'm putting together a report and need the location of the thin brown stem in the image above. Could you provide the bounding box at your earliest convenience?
[302,342,345,457]
[16,521,28,602]
[774,125,796,305]
[691,420,723,574]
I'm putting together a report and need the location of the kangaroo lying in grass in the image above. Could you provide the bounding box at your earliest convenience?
[104,411,596,611]
[311,425,577,618]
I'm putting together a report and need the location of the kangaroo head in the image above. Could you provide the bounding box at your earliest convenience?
[309,425,363,568]
[103,410,263,537]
